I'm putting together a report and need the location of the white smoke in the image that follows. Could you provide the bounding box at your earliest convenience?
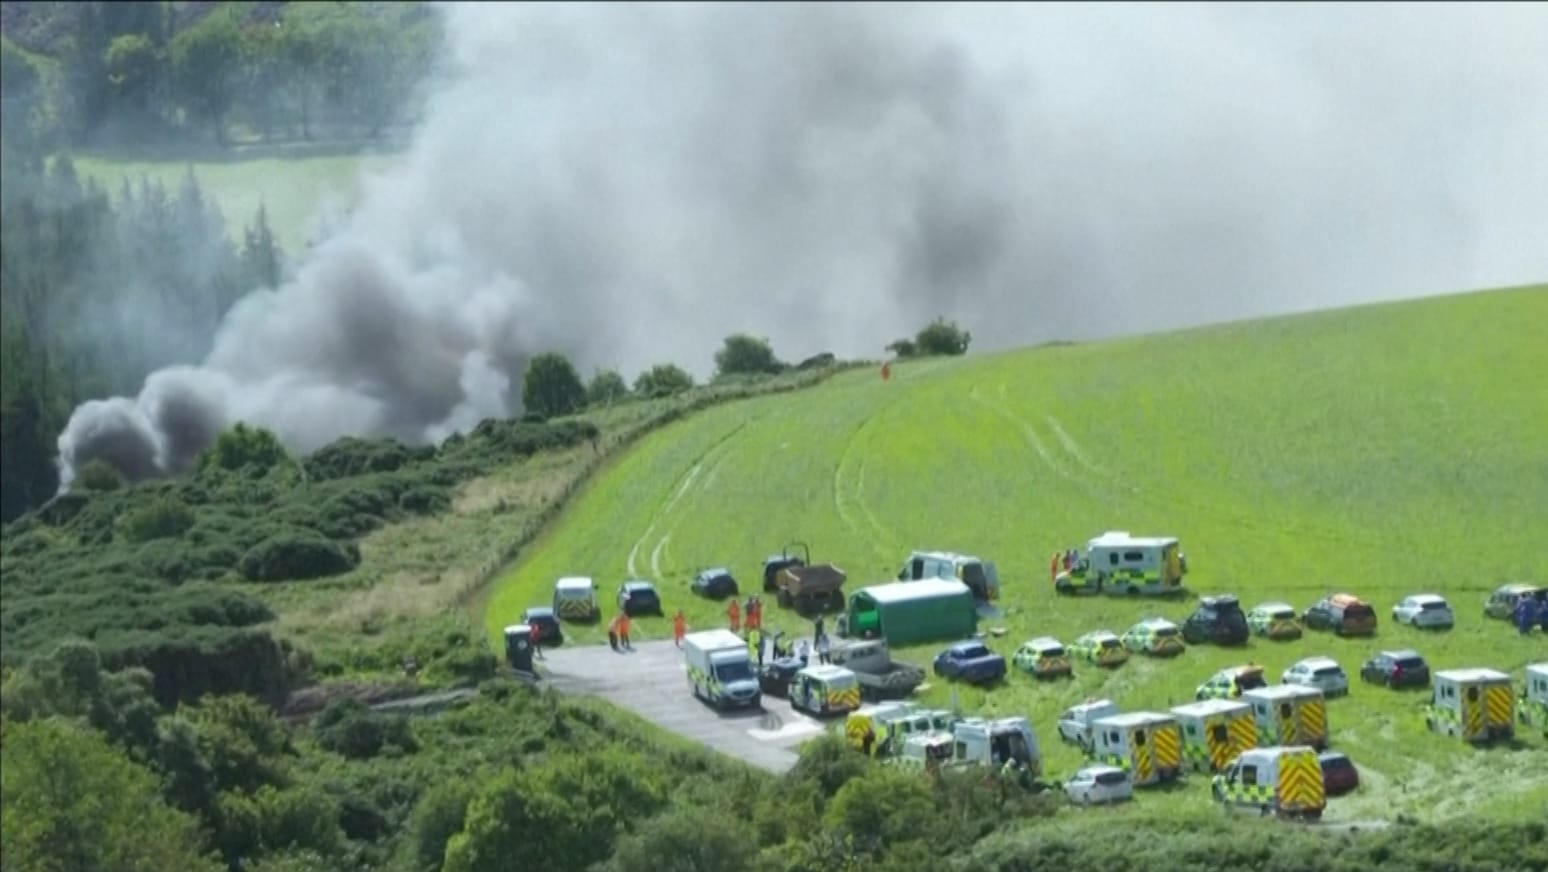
[53,2,1548,489]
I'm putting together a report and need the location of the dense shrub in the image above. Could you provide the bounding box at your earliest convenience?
[587,369,631,405]
[305,437,434,481]
[522,352,587,419]
[313,698,417,760]
[914,316,972,356]
[76,458,124,492]
[239,531,360,582]
[714,334,785,377]
[634,363,695,398]
[117,497,197,543]
[200,423,291,475]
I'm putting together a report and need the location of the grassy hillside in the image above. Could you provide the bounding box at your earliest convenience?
[69,152,393,255]
[487,285,1548,822]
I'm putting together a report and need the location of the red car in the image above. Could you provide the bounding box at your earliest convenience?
[1319,751,1360,796]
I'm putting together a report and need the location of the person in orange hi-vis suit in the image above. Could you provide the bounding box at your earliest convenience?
[727,598,741,632]
[881,360,892,381]
[618,613,633,650]
[673,610,688,648]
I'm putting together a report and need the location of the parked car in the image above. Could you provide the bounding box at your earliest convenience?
[1057,699,1121,750]
[1392,594,1454,629]
[1483,583,1543,621]
[691,568,739,600]
[1070,631,1129,667]
[1247,601,1304,640]
[1012,636,1073,679]
[1065,765,1133,805]
[1195,664,1268,700]
[1318,750,1360,796]
[520,606,564,647]
[1182,595,1250,646]
[618,580,665,616]
[1282,656,1350,697]
[1120,618,1187,657]
[932,641,1007,685]
[1360,650,1431,689]
[1304,593,1378,636]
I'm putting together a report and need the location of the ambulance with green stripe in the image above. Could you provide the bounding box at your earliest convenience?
[1212,746,1325,820]
[1519,663,1548,739]
[1087,712,1184,786]
[1242,684,1329,750]
[789,664,861,717]
[1055,531,1188,597]
[845,702,958,757]
[683,629,761,710]
[885,733,957,774]
[1425,668,1516,743]
[1171,699,1259,773]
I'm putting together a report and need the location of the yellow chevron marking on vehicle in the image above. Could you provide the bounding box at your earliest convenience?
[1278,753,1325,810]
[1229,714,1258,756]
[845,715,873,749]
[1485,686,1514,727]
[1299,701,1326,744]
[1154,725,1182,770]
[1135,742,1153,781]
[828,688,861,711]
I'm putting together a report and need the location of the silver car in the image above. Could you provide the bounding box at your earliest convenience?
[1282,656,1350,697]
[1392,594,1454,629]
[1065,765,1133,805]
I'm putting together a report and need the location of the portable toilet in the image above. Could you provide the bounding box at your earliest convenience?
[502,624,534,673]
[1521,663,1548,738]
[1426,668,1516,743]
[1171,698,1259,772]
[1089,712,1185,786]
[1243,684,1328,750]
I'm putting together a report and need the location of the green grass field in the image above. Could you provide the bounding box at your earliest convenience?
[69,152,395,256]
[486,285,1548,822]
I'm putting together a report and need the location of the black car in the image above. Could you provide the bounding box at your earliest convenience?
[691,568,739,600]
[1360,650,1431,689]
[618,580,664,617]
[759,657,805,697]
[520,606,564,647]
[1181,595,1250,646]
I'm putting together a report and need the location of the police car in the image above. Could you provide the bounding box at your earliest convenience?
[1247,602,1304,640]
[1195,664,1268,700]
[1012,636,1073,679]
[1070,631,1129,668]
[1119,618,1187,657]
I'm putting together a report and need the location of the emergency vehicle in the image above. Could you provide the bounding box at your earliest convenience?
[1171,699,1259,773]
[1425,668,1515,743]
[788,664,862,717]
[1212,746,1326,820]
[1087,712,1185,786]
[1242,685,1329,750]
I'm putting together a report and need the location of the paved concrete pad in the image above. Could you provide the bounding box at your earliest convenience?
[538,639,838,773]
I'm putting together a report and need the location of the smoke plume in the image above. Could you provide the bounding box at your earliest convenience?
[54,2,1548,489]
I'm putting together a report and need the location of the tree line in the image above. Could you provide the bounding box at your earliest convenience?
[2,1,441,151]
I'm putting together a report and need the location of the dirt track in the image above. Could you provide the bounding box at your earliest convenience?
[536,639,836,773]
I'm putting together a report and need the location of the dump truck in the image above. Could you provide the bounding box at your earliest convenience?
[826,637,926,701]
[776,564,847,612]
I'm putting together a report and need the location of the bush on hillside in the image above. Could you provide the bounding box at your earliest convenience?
[522,353,588,419]
[313,698,418,760]
[305,437,434,481]
[76,458,124,492]
[914,317,972,356]
[586,369,630,406]
[117,497,196,543]
[239,531,359,582]
[714,334,785,378]
[200,423,291,475]
[634,364,695,398]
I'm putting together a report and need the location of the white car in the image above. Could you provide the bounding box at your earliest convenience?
[1392,594,1455,629]
[1065,765,1133,805]
[1282,656,1350,697]
[1057,699,1121,750]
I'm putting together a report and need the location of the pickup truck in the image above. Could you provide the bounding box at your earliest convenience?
[1057,698,1121,751]
[932,640,1007,685]
[826,638,925,701]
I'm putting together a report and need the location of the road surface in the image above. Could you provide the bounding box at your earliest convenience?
[538,639,834,773]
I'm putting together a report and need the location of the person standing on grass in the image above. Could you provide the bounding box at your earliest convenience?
[673,610,688,648]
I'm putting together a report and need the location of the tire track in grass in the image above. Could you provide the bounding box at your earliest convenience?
[625,420,749,578]
[642,420,750,580]
[1046,413,1108,477]
[833,388,913,563]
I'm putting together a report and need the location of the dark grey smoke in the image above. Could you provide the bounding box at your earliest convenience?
[54,2,1548,489]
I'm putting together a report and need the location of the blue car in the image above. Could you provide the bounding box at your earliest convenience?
[932,640,1007,685]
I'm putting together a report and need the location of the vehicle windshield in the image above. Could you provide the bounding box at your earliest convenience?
[1345,605,1374,619]
[714,662,753,682]
[1099,638,1120,649]
[1239,672,1267,690]
[1153,627,1178,637]
[1322,756,1352,770]
[1420,601,1447,611]
[1270,608,1295,619]
[1094,770,1128,786]
[1395,657,1425,669]
[1313,666,1342,678]
[958,645,990,658]
[1041,646,1066,658]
